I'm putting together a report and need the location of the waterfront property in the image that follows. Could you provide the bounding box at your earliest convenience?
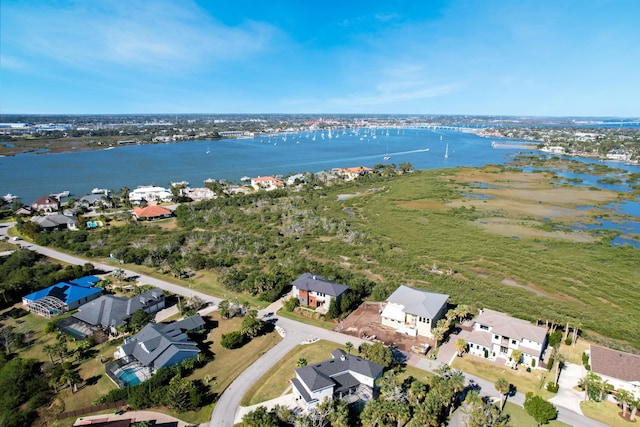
[250,176,285,191]
[73,288,166,335]
[132,205,173,221]
[332,166,373,181]
[589,345,640,398]
[31,195,60,212]
[380,285,449,338]
[291,273,349,313]
[465,308,549,368]
[128,186,172,204]
[109,314,204,387]
[22,276,102,318]
[291,348,383,409]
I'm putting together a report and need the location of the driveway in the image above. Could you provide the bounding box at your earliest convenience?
[550,362,586,415]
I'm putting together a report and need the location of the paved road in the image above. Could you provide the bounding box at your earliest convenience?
[0,222,221,306]
[1,222,608,427]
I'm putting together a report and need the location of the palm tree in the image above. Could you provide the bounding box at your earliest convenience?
[345,341,353,354]
[495,377,510,409]
[43,344,56,364]
[454,338,467,357]
[554,353,566,384]
[53,342,67,364]
[296,358,308,367]
[615,389,633,418]
[60,369,82,393]
[510,349,523,367]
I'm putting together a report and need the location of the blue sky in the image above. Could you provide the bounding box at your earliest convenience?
[1,0,639,116]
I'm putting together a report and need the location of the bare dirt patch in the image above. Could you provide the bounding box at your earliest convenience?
[339,302,433,351]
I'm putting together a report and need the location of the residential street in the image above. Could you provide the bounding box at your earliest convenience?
[0,222,609,427]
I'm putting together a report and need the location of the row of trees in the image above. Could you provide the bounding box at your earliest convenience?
[579,372,640,420]
[0,248,93,308]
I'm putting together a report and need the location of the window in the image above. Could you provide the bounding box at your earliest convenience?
[512,339,517,345]
[480,325,489,330]
[494,335,499,340]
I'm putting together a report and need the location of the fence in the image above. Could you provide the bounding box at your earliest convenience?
[55,399,127,420]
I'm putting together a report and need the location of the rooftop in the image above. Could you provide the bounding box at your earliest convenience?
[385,285,449,318]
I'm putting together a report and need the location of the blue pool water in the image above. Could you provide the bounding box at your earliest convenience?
[118,368,142,387]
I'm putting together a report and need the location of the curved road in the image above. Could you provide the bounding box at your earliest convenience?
[0,222,607,427]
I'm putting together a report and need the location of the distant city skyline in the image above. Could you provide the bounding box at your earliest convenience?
[2,0,639,117]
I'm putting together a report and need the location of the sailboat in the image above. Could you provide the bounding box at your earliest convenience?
[206,146,211,155]
[384,146,390,160]
[444,144,449,159]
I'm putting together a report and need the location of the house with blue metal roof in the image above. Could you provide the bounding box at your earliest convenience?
[22,277,103,318]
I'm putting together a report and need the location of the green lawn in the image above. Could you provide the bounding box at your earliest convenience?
[581,400,632,427]
[451,354,554,400]
[241,340,433,407]
[1,305,281,426]
[501,401,571,427]
[241,340,343,406]
[276,307,337,330]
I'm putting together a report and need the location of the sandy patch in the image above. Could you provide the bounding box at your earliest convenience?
[474,217,595,243]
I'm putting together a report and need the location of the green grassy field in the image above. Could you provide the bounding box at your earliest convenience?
[323,167,640,350]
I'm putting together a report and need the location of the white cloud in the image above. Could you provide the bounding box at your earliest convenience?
[330,62,461,107]
[3,0,276,73]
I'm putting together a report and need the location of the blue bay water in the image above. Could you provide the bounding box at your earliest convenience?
[1,128,526,203]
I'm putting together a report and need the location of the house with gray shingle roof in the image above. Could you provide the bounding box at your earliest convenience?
[113,314,203,371]
[466,308,548,368]
[291,349,383,408]
[380,285,449,337]
[73,288,165,334]
[589,345,640,398]
[292,273,349,312]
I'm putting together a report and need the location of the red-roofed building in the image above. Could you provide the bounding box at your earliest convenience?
[31,195,60,212]
[333,166,372,181]
[133,205,173,221]
[589,345,640,398]
[250,176,285,191]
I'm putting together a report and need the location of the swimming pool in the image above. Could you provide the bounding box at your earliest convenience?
[117,368,142,387]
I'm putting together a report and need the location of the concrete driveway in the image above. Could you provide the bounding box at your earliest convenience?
[550,362,586,415]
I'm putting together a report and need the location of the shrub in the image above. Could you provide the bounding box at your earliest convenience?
[283,297,300,312]
[564,337,572,345]
[582,352,590,367]
[220,330,247,349]
[548,330,562,348]
[546,382,559,393]
[484,349,489,358]
[531,359,536,368]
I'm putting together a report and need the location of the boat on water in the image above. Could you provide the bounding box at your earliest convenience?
[206,146,211,154]
[92,188,108,194]
[444,144,449,159]
[384,146,390,160]
[50,190,70,198]
[3,193,18,202]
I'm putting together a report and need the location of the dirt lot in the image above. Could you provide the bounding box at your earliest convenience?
[338,302,434,352]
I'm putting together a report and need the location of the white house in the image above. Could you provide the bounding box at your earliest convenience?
[465,309,548,368]
[291,349,383,409]
[589,345,640,398]
[128,186,173,204]
[380,285,449,337]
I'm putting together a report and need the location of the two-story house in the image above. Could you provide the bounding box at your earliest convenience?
[380,285,449,338]
[291,348,384,408]
[466,308,548,367]
[31,195,60,212]
[291,273,349,312]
